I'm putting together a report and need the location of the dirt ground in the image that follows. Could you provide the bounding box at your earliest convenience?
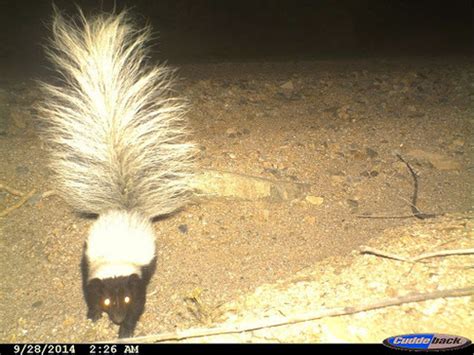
[1,57,472,342]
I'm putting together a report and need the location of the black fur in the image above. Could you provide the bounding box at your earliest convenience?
[81,249,156,338]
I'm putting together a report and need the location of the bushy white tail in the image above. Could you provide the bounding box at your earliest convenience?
[37,9,195,217]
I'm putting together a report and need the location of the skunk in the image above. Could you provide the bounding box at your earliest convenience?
[37,8,194,338]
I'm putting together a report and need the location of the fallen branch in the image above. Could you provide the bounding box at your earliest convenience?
[360,246,474,262]
[190,169,311,202]
[112,286,474,343]
[0,183,36,217]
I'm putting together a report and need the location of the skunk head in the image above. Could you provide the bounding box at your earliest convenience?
[88,274,144,325]
[82,210,157,336]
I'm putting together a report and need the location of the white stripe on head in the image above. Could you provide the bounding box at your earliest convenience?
[86,210,156,277]
[90,262,141,280]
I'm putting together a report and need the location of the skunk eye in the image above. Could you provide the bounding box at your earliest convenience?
[124,296,130,304]
[103,298,111,307]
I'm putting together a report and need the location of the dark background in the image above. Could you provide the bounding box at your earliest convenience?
[0,0,471,75]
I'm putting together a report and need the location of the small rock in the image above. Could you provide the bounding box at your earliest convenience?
[62,317,75,327]
[450,139,465,154]
[305,195,324,205]
[336,105,351,120]
[32,300,43,308]
[226,127,239,138]
[178,224,188,234]
[331,175,345,185]
[346,199,359,209]
[280,80,294,91]
[366,147,378,159]
[225,127,249,138]
[351,150,366,161]
[15,165,30,175]
[278,80,296,99]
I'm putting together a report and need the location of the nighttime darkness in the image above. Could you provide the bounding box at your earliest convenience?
[1,0,472,344]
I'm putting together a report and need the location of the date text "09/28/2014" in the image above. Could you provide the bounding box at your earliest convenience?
[12,344,141,355]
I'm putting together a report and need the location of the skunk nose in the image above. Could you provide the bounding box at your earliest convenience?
[108,311,126,325]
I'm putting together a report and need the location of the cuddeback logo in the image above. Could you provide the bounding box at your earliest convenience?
[383,333,471,351]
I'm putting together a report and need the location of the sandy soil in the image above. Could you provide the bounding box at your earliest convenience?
[0,57,472,342]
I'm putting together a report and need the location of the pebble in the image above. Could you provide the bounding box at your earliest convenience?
[305,195,324,205]
[280,80,294,91]
[31,300,43,308]
[178,224,189,234]
[347,199,359,209]
[366,147,378,159]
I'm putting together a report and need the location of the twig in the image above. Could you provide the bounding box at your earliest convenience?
[359,246,410,262]
[0,188,36,217]
[396,154,436,219]
[111,286,474,343]
[41,190,57,199]
[360,246,474,262]
[0,182,25,196]
[356,154,439,220]
[357,214,419,219]
[412,248,474,261]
